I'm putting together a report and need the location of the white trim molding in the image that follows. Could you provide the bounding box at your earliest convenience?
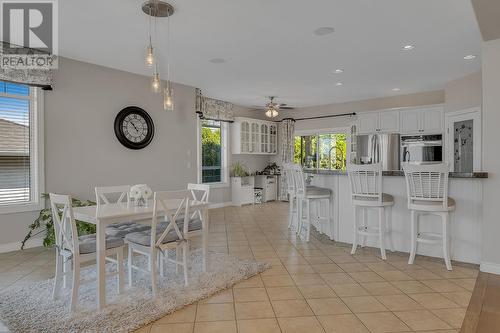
[0,237,44,253]
[480,261,500,275]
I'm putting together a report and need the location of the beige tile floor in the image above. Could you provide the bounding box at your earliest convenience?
[0,202,479,333]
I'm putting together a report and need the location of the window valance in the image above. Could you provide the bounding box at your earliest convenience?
[195,88,234,123]
[0,42,54,90]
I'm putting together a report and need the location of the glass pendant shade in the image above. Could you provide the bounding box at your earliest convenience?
[265,108,273,118]
[272,109,279,118]
[163,81,174,110]
[145,44,154,67]
[151,72,161,92]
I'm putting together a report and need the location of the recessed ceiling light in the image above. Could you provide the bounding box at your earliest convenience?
[314,27,335,36]
[402,44,415,51]
[463,54,477,60]
[392,88,401,91]
[209,58,226,64]
[335,82,343,86]
[333,69,344,74]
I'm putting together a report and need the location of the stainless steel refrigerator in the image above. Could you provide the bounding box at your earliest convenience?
[351,133,401,171]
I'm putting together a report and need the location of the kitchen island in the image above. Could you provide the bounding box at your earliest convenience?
[305,170,487,265]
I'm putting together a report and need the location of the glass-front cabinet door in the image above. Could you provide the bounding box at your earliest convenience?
[269,124,277,154]
[261,124,268,153]
[251,122,259,153]
[445,109,481,172]
[240,121,250,153]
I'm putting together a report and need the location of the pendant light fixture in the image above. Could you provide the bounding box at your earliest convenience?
[163,4,174,110]
[265,96,280,118]
[142,1,175,99]
[145,4,154,67]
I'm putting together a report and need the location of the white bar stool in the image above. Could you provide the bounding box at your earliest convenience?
[347,163,394,260]
[403,163,455,271]
[291,164,333,241]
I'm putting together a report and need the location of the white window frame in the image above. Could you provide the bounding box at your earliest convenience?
[197,118,229,188]
[295,127,350,172]
[0,86,44,214]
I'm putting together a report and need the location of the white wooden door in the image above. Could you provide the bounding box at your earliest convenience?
[357,113,379,134]
[421,108,443,134]
[378,110,400,132]
[400,110,421,134]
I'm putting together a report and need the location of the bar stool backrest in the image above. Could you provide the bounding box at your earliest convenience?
[291,164,306,199]
[403,163,449,210]
[347,163,383,205]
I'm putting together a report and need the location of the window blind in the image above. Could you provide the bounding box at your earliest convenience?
[0,82,31,205]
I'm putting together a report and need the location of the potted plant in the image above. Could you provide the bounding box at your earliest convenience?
[230,161,250,178]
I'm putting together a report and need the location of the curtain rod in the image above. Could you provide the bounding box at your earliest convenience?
[275,112,356,122]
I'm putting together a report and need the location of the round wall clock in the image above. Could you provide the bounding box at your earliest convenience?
[114,106,155,150]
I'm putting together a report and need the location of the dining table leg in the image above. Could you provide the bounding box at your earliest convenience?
[202,207,209,272]
[96,218,106,310]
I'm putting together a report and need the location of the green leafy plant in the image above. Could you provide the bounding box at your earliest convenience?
[230,161,249,177]
[21,193,97,249]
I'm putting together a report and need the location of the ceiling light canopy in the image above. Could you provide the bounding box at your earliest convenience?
[333,69,344,74]
[402,44,415,50]
[463,54,477,60]
[335,82,343,86]
[314,27,335,36]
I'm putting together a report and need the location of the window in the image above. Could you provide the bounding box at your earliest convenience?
[199,119,227,184]
[0,81,43,212]
[294,131,347,171]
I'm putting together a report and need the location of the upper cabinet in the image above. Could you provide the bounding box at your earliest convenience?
[400,107,443,135]
[232,117,278,155]
[357,110,400,134]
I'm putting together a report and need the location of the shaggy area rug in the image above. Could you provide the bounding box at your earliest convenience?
[0,250,270,333]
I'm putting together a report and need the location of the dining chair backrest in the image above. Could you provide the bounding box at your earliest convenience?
[347,163,383,204]
[187,183,209,223]
[291,164,306,199]
[151,190,191,248]
[283,163,296,196]
[403,163,449,209]
[95,185,131,207]
[49,193,79,256]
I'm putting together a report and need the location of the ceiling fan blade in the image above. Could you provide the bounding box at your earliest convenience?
[280,106,295,110]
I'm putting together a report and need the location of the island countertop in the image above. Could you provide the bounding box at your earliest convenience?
[304,169,488,178]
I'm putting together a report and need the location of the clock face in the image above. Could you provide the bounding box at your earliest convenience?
[114,107,154,149]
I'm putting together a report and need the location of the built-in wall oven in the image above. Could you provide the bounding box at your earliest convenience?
[401,134,443,165]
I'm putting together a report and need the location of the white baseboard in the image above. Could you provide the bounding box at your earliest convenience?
[480,261,500,275]
[209,201,233,209]
[0,237,44,253]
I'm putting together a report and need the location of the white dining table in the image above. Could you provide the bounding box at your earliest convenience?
[73,199,210,310]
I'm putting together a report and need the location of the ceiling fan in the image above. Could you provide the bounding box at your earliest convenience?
[256,96,295,118]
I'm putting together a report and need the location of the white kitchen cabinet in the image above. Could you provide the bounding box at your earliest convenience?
[255,175,277,202]
[357,110,399,134]
[401,107,443,135]
[232,117,278,155]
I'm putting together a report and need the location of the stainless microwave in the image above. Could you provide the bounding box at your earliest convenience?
[401,134,443,165]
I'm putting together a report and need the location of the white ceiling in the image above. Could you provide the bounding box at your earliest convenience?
[60,0,482,108]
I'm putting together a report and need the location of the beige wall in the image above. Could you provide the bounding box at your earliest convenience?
[445,72,482,113]
[279,90,445,132]
[0,58,270,247]
[481,38,500,272]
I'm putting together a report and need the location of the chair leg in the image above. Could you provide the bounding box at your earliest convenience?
[408,210,418,265]
[128,245,133,287]
[183,242,189,286]
[70,263,80,312]
[361,208,368,248]
[442,213,452,271]
[288,196,294,229]
[117,248,124,294]
[351,206,358,255]
[327,197,334,240]
[296,199,303,236]
[63,258,71,289]
[378,208,387,260]
[151,250,158,298]
[386,206,395,252]
[52,253,63,300]
[306,199,311,242]
[176,248,180,274]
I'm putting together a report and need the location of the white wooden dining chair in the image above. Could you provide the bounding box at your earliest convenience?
[95,185,150,238]
[347,163,395,260]
[50,193,125,311]
[125,190,191,297]
[403,163,455,270]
